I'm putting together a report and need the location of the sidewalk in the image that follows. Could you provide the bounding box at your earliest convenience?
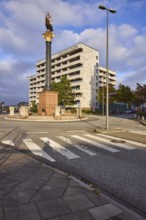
[0,143,145,220]
[138,119,146,126]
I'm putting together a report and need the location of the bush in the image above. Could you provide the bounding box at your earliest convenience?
[30,101,38,113]
[70,108,76,113]
[65,107,76,114]
[138,112,146,117]
[82,109,101,115]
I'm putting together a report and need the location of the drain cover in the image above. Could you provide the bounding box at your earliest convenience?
[111,139,126,143]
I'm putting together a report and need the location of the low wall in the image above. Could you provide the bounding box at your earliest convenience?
[28,116,54,120]
[59,115,78,120]
[29,115,79,120]
[7,115,28,119]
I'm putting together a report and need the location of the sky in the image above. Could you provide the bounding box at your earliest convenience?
[0,0,146,105]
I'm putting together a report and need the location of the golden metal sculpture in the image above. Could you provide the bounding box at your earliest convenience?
[43,13,54,42]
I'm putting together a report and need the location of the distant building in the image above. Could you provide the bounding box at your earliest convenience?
[0,103,2,114]
[28,43,116,109]
[17,102,29,108]
[0,102,5,114]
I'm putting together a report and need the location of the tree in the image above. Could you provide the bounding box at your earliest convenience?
[98,85,117,104]
[51,75,75,106]
[98,85,117,114]
[30,101,38,113]
[116,84,134,106]
[133,83,146,106]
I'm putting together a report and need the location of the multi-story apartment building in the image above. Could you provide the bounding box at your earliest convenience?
[28,43,116,109]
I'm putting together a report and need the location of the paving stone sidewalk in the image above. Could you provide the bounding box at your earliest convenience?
[0,144,144,220]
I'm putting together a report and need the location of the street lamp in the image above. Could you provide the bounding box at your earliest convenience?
[98,5,116,130]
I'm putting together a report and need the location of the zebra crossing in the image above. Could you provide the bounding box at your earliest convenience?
[99,133,146,148]
[84,134,135,150]
[23,139,56,162]
[57,136,96,156]
[128,130,146,135]
[71,135,120,153]
[2,140,15,146]
[1,133,146,163]
[40,137,79,159]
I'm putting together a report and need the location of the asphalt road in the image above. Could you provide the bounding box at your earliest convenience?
[0,114,146,217]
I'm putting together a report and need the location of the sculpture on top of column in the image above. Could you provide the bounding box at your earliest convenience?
[45,13,53,32]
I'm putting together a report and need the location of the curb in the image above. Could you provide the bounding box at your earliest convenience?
[4,117,88,122]
[94,128,127,134]
[138,120,146,126]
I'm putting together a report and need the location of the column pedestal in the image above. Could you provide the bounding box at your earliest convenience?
[38,90,58,116]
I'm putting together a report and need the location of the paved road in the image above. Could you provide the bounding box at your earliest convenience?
[0,115,146,217]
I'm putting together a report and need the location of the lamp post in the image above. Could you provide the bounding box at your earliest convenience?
[102,83,105,116]
[98,5,116,130]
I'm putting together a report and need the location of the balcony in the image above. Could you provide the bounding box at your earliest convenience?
[52,51,83,65]
[36,65,45,71]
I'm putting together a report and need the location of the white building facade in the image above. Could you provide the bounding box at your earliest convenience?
[28,43,116,109]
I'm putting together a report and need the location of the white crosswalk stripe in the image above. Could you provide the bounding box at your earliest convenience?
[71,135,120,153]
[85,134,135,150]
[41,137,80,159]
[23,139,56,162]
[99,134,146,148]
[128,130,146,135]
[2,140,15,146]
[57,136,96,156]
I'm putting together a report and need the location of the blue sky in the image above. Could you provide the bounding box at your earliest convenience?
[0,0,146,105]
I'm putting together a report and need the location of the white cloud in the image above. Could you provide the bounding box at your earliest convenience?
[53,23,146,72]
[119,67,146,89]
[0,0,102,60]
[116,24,138,38]
[52,21,146,90]
[0,0,146,104]
[0,58,33,104]
[130,0,146,10]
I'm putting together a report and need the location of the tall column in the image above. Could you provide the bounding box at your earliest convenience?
[38,13,58,116]
[42,31,54,90]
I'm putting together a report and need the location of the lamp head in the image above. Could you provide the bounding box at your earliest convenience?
[109,9,116,14]
[99,5,107,10]
[98,5,116,13]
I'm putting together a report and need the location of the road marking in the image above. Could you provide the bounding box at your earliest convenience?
[2,140,15,146]
[23,139,55,162]
[26,132,49,134]
[99,134,146,148]
[41,137,80,159]
[57,136,96,156]
[67,130,85,133]
[85,134,135,150]
[128,130,146,135]
[71,135,119,153]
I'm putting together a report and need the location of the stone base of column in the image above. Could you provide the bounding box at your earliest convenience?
[38,90,58,116]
